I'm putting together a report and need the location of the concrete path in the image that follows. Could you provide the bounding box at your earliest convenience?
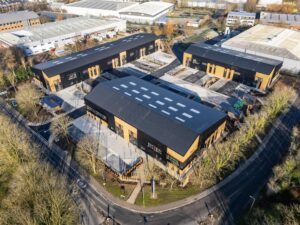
[127,182,142,204]
[126,164,146,204]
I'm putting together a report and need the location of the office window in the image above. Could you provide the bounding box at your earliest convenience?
[193,59,200,65]
[82,69,88,74]
[147,142,162,155]
[116,124,124,138]
[166,155,180,167]
[129,130,137,146]
[68,73,77,80]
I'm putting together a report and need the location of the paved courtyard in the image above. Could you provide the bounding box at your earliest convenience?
[70,115,143,173]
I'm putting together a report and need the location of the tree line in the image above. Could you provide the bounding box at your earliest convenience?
[190,84,296,190]
[0,112,79,224]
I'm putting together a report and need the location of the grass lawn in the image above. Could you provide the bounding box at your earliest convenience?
[91,173,135,201]
[183,30,210,43]
[135,185,200,207]
[74,154,136,201]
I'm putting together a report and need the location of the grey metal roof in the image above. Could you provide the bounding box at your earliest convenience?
[0,0,25,6]
[119,2,174,17]
[186,43,283,74]
[67,0,136,11]
[85,76,226,156]
[0,10,39,24]
[260,11,300,25]
[1,17,123,44]
[228,11,256,17]
[33,33,158,77]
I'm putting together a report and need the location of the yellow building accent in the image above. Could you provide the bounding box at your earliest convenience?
[204,121,226,148]
[188,56,275,91]
[87,111,108,127]
[88,65,100,78]
[215,65,225,78]
[112,58,119,68]
[183,53,192,67]
[255,68,274,91]
[167,161,193,177]
[167,136,200,163]
[114,116,137,142]
[119,51,127,66]
[42,72,61,92]
[139,47,146,57]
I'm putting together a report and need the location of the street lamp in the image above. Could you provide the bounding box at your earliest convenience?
[249,195,256,212]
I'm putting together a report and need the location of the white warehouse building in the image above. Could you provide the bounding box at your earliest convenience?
[61,0,139,17]
[0,17,126,55]
[178,0,245,9]
[226,11,256,27]
[119,1,174,24]
[257,0,282,7]
[222,24,300,74]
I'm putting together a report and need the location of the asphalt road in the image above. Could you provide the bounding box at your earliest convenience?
[53,92,300,225]
[2,91,300,225]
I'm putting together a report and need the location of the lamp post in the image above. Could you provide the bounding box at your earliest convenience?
[249,195,256,212]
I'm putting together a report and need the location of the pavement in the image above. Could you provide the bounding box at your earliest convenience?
[127,182,142,204]
[71,115,141,174]
[1,88,299,225]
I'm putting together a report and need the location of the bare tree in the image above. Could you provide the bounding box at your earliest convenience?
[50,115,72,144]
[76,134,104,175]
[244,0,257,12]
[0,70,7,91]
[0,113,79,225]
[164,21,175,38]
[15,83,42,120]
[6,72,17,92]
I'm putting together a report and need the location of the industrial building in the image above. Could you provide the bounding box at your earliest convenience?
[84,76,227,177]
[222,24,300,74]
[177,0,245,9]
[32,33,162,92]
[0,0,24,13]
[257,0,282,7]
[119,1,174,24]
[183,43,283,91]
[0,10,40,32]
[226,11,256,27]
[62,0,138,17]
[259,11,300,28]
[0,17,126,55]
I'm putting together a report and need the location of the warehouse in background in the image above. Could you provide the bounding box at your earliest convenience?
[222,24,300,75]
[119,1,174,24]
[62,0,138,17]
[0,0,25,12]
[0,17,126,55]
[226,11,256,27]
[259,11,300,29]
[0,10,40,32]
[177,0,246,9]
[31,33,163,92]
[84,76,227,180]
[183,43,282,91]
